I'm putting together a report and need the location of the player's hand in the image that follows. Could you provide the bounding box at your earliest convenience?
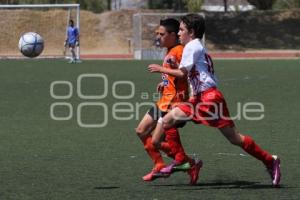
[64,40,68,47]
[148,64,162,73]
[156,82,164,93]
[75,40,80,46]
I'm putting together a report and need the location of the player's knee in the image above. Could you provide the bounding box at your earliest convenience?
[161,118,173,129]
[135,126,146,137]
[151,138,160,149]
[153,142,160,149]
[162,123,170,129]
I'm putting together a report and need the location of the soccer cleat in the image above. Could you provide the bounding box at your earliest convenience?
[142,170,157,181]
[142,169,170,181]
[142,163,168,182]
[160,161,191,174]
[68,59,75,64]
[173,162,191,172]
[267,155,281,186]
[160,161,177,174]
[188,160,203,185]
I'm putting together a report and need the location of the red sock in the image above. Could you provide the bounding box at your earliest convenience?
[160,141,174,159]
[165,127,189,164]
[242,135,273,168]
[141,135,165,168]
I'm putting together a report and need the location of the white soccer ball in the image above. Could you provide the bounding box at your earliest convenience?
[18,32,44,58]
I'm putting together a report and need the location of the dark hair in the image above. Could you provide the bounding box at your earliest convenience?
[160,18,180,35]
[69,19,74,25]
[180,14,205,39]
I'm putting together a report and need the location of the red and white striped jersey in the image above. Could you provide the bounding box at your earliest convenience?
[179,39,217,95]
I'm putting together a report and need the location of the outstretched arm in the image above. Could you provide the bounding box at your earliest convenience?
[148,64,188,78]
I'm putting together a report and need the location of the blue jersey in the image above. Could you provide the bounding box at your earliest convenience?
[67,26,79,44]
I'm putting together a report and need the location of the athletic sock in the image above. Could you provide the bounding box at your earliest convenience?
[160,141,174,159]
[142,135,165,167]
[242,135,273,168]
[165,127,189,164]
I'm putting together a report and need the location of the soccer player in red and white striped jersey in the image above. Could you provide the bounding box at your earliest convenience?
[148,14,281,186]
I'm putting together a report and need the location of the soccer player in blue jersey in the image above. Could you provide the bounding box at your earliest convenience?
[65,19,79,63]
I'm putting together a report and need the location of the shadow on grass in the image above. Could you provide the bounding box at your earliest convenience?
[152,180,289,190]
[94,186,120,190]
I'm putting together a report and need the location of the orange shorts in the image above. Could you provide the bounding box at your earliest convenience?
[177,87,234,128]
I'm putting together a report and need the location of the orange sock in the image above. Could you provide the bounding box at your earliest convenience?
[142,135,165,169]
[165,127,189,164]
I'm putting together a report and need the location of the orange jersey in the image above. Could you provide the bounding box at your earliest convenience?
[157,45,189,112]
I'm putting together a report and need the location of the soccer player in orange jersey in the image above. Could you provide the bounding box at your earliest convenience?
[136,18,201,182]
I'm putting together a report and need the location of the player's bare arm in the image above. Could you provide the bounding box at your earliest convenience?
[148,64,188,78]
[156,82,164,93]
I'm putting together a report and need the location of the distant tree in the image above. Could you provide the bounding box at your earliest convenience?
[148,0,187,10]
[273,0,300,9]
[107,0,111,10]
[247,0,277,10]
[174,0,184,11]
[148,0,164,9]
[184,0,203,12]
[0,0,109,13]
